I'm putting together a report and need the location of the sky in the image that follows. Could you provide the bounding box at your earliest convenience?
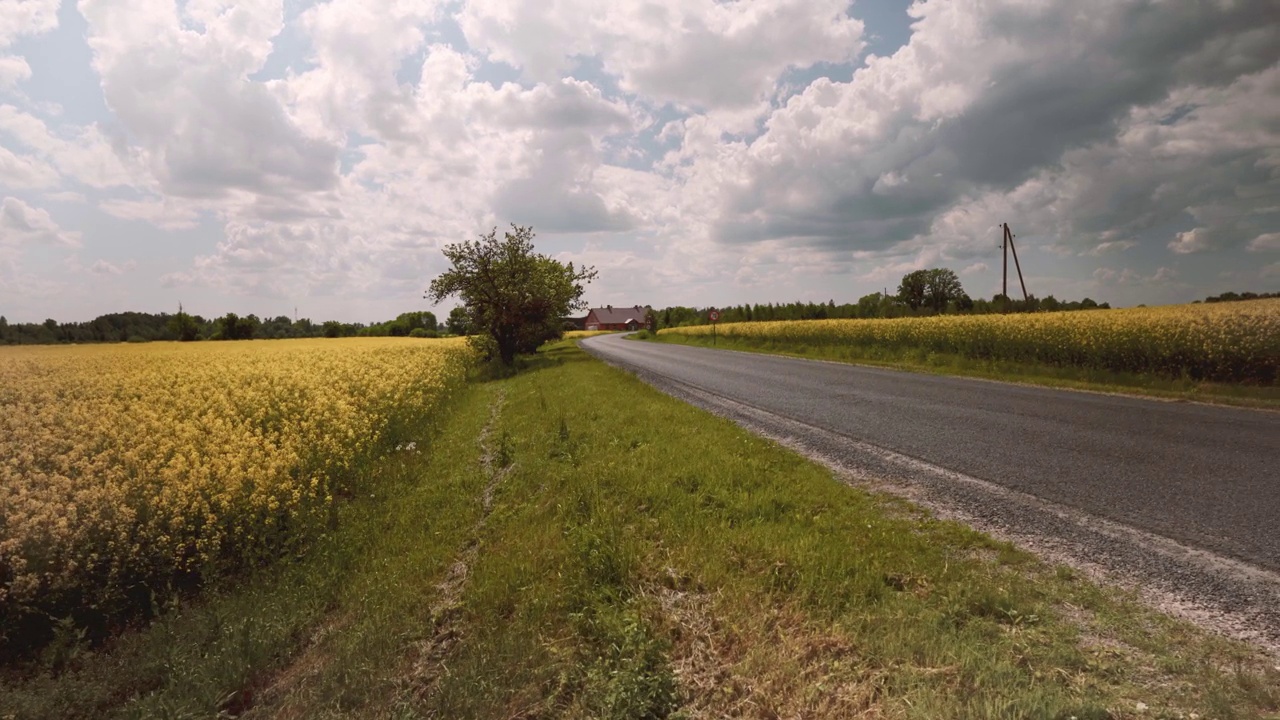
[0,0,1277,324]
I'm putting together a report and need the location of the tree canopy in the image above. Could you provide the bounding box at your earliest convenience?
[898,268,966,312]
[427,224,596,365]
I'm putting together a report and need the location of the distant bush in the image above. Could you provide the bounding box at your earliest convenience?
[409,328,440,338]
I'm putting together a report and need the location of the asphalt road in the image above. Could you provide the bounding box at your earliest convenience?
[581,333,1280,572]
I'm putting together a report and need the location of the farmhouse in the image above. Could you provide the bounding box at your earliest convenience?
[584,305,651,332]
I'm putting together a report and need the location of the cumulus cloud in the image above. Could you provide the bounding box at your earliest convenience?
[1249,233,1280,253]
[458,0,864,110]
[0,104,148,188]
[0,143,58,188]
[98,196,201,230]
[0,196,81,246]
[0,0,59,89]
[1087,241,1137,256]
[0,0,60,43]
[79,0,340,199]
[1094,266,1178,286]
[280,0,447,141]
[88,258,136,275]
[0,54,31,88]
[1169,228,1214,255]
[678,0,1278,268]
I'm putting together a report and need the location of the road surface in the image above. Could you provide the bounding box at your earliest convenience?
[581,333,1280,651]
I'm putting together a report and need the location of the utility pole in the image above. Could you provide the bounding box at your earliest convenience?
[1001,223,1029,308]
[1001,225,1008,303]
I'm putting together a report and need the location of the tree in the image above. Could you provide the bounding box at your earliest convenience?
[427,225,597,365]
[898,268,965,313]
[446,306,470,336]
[239,314,261,339]
[923,268,964,313]
[388,311,437,336]
[215,312,258,340]
[897,270,928,311]
[215,313,238,340]
[856,292,883,318]
[168,304,200,341]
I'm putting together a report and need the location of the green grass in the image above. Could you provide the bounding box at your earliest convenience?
[3,342,1278,719]
[640,332,1280,409]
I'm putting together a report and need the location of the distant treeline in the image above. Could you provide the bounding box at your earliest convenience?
[0,310,445,345]
[1199,291,1279,303]
[655,292,1112,329]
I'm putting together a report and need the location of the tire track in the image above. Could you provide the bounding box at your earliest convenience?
[401,388,514,706]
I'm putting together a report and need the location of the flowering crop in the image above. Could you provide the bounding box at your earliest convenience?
[661,299,1280,383]
[0,338,472,642]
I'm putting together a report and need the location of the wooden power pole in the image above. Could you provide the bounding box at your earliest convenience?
[1001,223,1029,307]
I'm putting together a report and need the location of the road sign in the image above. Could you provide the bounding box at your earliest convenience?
[708,309,720,322]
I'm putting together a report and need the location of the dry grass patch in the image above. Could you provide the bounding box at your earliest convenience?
[657,585,893,719]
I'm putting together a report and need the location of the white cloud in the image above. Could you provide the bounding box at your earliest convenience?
[1248,233,1280,252]
[0,0,59,89]
[0,54,30,88]
[88,258,136,275]
[79,0,339,199]
[0,0,60,43]
[0,143,58,188]
[458,0,864,110]
[1087,240,1137,256]
[1169,228,1214,255]
[0,196,81,246]
[43,191,85,203]
[1094,266,1179,286]
[0,104,149,188]
[280,0,447,141]
[98,196,201,230]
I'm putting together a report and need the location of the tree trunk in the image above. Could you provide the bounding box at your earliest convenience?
[498,334,517,365]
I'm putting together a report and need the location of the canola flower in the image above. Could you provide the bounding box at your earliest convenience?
[661,299,1280,384]
[0,337,472,635]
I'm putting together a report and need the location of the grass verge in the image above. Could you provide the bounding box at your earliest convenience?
[639,332,1280,409]
[4,342,1278,718]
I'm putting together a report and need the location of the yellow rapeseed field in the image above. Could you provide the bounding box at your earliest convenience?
[661,299,1280,383]
[0,337,472,635]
